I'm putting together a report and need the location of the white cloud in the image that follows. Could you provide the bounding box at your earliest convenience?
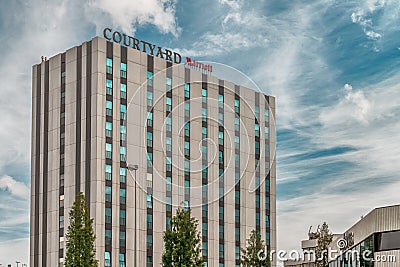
[0,238,29,266]
[86,0,181,36]
[0,175,29,199]
[277,180,400,254]
[320,84,372,125]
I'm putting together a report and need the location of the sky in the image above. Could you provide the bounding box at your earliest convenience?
[0,0,400,265]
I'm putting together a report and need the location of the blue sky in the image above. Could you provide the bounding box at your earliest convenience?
[1,0,400,264]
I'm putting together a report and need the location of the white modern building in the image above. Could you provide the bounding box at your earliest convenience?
[30,32,276,267]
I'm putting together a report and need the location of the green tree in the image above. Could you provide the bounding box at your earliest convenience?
[241,229,270,267]
[315,222,333,267]
[65,192,98,267]
[162,207,204,267]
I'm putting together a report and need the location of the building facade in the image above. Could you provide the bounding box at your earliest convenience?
[30,36,276,267]
[329,205,400,267]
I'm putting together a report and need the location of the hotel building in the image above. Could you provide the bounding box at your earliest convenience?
[30,35,276,266]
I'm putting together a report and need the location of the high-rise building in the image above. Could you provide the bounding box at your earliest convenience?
[30,34,276,267]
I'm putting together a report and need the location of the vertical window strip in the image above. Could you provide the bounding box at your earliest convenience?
[265,98,271,249]
[218,84,225,264]
[184,83,190,207]
[105,43,113,267]
[201,80,208,263]
[166,75,173,228]
[146,56,154,267]
[59,53,66,263]
[120,47,127,265]
[234,88,241,266]
[255,94,261,233]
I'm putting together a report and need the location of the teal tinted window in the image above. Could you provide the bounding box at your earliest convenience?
[202,89,207,97]
[106,100,113,109]
[120,62,127,71]
[184,83,190,98]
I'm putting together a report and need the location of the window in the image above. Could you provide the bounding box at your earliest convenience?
[184,122,190,137]
[264,108,269,122]
[255,106,260,120]
[120,168,126,183]
[147,91,153,107]
[218,131,224,146]
[120,231,126,247]
[147,132,153,147]
[106,58,113,74]
[202,88,207,98]
[59,215,64,228]
[105,208,112,224]
[147,214,153,229]
[147,152,153,168]
[146,194,152,208]
[184,83,190,98]
[235,191,240,205]
[147,234,153,250]
[202,146,207,160]
[202,242,208,257]
[120,125,126,141]
[184,141,190,157]
[147,71,153,87]
[121,84,127,99]
[106,79,113,95]
[184,102,190,117]
[235,154,240,167]
[218,113,224,124]
[202,222,208,237]
[235,136,240,150]
[106,164,112,180]
[166,77,172,92]
[235,209,240,223]
[106,122,112,138]
[265,126,269,136]
[166,136,172,152]
[147,112,153,127]
[234,118,240,131]
[119,253,126,267]
[105,252,111,267]
[166,156,172,172]
[61,90,65,105]
[120,210,126,226]
[255,123,260,137]
[166,176,172,192]
[184,160,190,176]
[266,215,270,228]
[166,117,172,132]
[166,97,172,112]
[219,225,224,240]
[105,186,112,202]
[105,229,112,245]
[235,227,240,242]
[202,127,207,139]
[120,63,127,78]
[219,244,224,259]
[202,107,207,117]
[120,189,126,204]
[106,143,112,159]
[61,71,66,84]
[235,246,240,260]
[120,146,126,162]
[120,104,127,120]
[106,100,113,116]
[219,94,224,103]
[60,112,65,126]
[234,99,240,113]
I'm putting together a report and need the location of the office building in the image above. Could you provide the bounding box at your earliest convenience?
[30,34,276,267]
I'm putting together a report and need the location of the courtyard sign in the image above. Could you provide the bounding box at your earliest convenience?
[103,28,213,73]
[103,28,182,64]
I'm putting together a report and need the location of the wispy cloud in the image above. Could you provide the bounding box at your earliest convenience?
[0,175,29,199]
[86,0,181,36]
